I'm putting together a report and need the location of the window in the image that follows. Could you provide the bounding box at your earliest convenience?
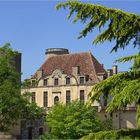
[54,96,59,104]
[80,90,84,102]
[43,92,48,107]
[66,90,71,104]
[54,78,59,85]
[80,77,84,84]
[32,92,36,103]
[66,77,70,85]
[32,80,36,87]
[43,79,48,86]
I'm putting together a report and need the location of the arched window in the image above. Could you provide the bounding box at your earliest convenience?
[54,96,59,104]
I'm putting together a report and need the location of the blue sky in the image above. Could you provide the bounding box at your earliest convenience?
[0,0,139,80]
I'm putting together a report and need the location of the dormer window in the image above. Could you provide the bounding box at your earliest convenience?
[31,80,36,87]
[66,77,70,85]
[80,77,84,84]
[44,79,48,86]
[54,78,59,85]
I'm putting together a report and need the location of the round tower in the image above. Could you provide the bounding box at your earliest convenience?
[45,48,69,59]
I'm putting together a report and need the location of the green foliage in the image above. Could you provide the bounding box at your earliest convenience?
[89,70,140,125]
[22,79,31,88]
[39,133,56,140]
[56,1,140,52]
[0,44,45,131]
[101,118,113,131]
[20,92,46,120]
[56,1,140,71]
[115,54,140,71]
[44,101,101,139]
[80,128,140,140]
[56,0,140,128]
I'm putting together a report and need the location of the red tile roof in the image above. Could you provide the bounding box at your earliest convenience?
[32,52,106,83]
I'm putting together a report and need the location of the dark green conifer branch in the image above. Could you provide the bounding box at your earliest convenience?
[115,54,140,70]
[89,70,140,125]
[56,1,140,52]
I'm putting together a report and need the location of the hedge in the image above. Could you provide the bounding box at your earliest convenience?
[80,128,140,140]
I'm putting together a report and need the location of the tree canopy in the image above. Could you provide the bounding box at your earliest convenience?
[44,101,101,139]
[56,1,140,52]
[89,70,140,125]
[0,44,45,131]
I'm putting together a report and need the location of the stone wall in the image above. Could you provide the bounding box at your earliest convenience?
[97,109,137,129]
[21,118,45,139]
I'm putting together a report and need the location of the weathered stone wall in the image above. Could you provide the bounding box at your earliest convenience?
[21,118,45,139]
[22,69,99,108]
[97,109,137,129]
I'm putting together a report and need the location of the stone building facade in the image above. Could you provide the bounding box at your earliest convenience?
[21,48,137,138]
[22,48,106,108]
[21,48,106,139]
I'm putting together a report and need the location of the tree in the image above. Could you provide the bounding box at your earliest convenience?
[0,44,45,131]
[89,70,140,126]
[56,1,140,125]
[44,101,101,139]
[56,1,140,52]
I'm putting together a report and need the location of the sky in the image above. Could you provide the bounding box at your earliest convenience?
[0,0,139,80]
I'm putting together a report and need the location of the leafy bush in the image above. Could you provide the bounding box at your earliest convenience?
[101,118,113,131]
[41,101,101,139]
[81,128,140,140]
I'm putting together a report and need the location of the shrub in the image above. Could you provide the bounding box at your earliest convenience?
[101,118,113,131]
[42,101,101,139]
[81,128,140,140]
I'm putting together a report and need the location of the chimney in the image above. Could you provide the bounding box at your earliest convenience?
[37,70,43,80]
[107,69,113,77]
[72,66,80,76]
[45,48,69,60]
[112,65,118,75]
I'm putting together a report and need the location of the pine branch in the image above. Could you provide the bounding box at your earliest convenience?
[115,54,140,70]
[88,70,140,125]
[56,1,140,52]
[115,54,139,63]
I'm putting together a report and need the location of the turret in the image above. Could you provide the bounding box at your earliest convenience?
[45,48,69,59]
